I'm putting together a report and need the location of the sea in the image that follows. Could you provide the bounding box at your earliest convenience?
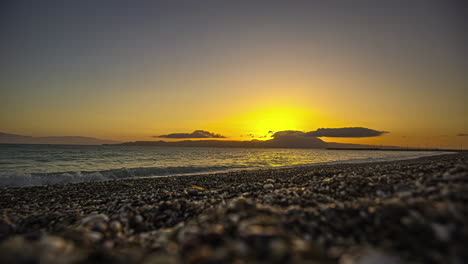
[0,144,444,188]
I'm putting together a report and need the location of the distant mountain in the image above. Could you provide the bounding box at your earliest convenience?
[263,135,328,148]
[110,135,398,149]
[111,137,327,149]
[0,132,121,145]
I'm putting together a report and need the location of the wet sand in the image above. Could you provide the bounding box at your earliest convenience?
[0,153,467,263]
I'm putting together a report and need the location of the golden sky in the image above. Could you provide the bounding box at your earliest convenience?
[1,1,467,149]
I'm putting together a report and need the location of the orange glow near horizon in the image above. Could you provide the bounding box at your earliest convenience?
[203,104,341,140]
[1,2,466,149]
[237,107,308,139]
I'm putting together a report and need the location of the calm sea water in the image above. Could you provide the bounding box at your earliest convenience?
[0,144,441,187]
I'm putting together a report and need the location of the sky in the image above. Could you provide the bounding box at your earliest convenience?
[1,0,467,148]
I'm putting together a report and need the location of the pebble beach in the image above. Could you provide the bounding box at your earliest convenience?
[0,152,467,264]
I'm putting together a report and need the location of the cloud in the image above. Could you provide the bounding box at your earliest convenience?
[457,133,468,137]
[155,130,226,139]
[308,127,388,137]
[305,127,388,137]
[271,127,387,139]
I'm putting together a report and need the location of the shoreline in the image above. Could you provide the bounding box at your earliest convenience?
[0,153,467,263]
[1,150,450,189]
[149,151,451,181]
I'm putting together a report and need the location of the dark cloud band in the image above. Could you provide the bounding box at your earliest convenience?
[305,127,388,138]
[272,127,388,138]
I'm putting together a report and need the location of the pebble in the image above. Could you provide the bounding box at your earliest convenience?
[376,190,385,196]
[85,231,103,242]
[109,221,122,232]
[431,223,451,242]
[394,184,412,192]
[0,220,13,238]
[397,191,412,199]
[80,214,109,227]
[0,153,466,264]
[188,189,199,196]
[340,248,404,264]
[134,215,143,224]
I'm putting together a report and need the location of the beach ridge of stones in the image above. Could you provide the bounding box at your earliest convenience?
[0,153,467,263]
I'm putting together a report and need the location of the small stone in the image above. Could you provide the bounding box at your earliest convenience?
[38,236,70,254]
[104,240,115,249]
[431,223,451,242]
[340,248,404,264]
[188,189,199,196]
[425,186,438,193]
[80,214,109,227]
[109,221,122,232]
[397,191,412,199]
[269,239,288,258]
[440,187,450,196]
[94,221,107,232]
[135,215,144,224]
[263,183,274,189]
[0,220,13,238]
[85,231,103,242]
[442,172,458,180]
[144,252,178,264]
[394,184,412,192]
[449,164,467,174]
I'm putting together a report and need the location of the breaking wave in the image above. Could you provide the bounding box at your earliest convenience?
[0,165,249,188]
[0,144,447,188]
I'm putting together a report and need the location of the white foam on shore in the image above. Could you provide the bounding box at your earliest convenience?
[0,165,248,188]
[0,151,451,188]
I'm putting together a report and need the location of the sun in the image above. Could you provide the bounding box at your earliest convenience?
[232,106,314,139]
[207,104,332,140]
[249,109,300,135]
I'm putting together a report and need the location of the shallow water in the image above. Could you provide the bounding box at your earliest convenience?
[0,144,441,187]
